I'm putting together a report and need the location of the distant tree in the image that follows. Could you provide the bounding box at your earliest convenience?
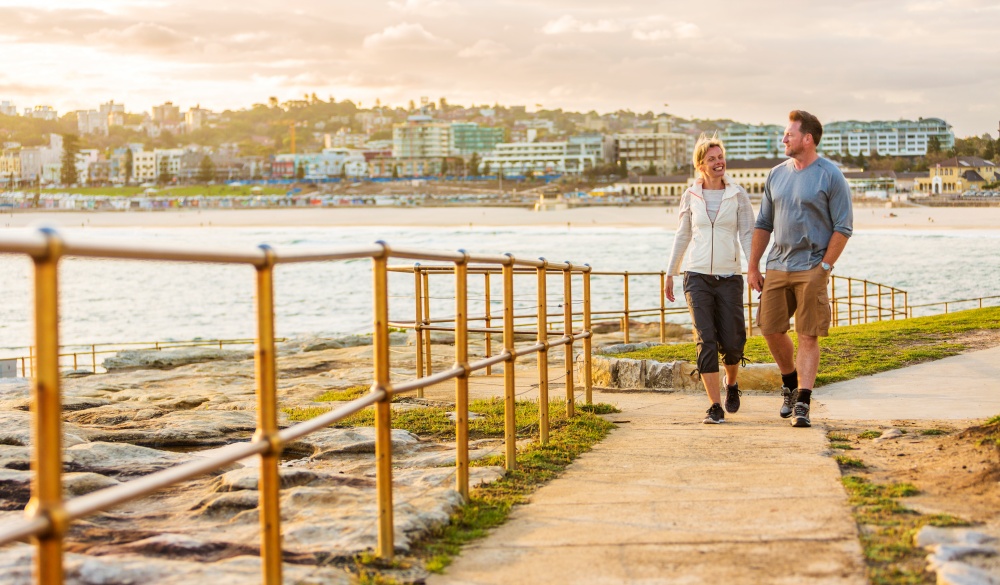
[196,154,215,183]
[296,162,306,180]
[60,133,80,185]
[644,161,657,176]
[392,165,399,179]
[440,157,449,176]
[157,158,173,185]
[927,135,941,155]
[123,148,133,186]
[483,161,491,176]
[468,152,481,176]
[268,96,279,108]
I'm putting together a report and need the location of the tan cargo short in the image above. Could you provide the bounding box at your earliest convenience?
[755,265,831,337]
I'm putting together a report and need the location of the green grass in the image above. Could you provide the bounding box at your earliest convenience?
[841,475,967,584]
[316,385,369,402]
[835,455,866,468]
[859,430,882,439]
[827,432,850,442]
[40,185,289,197]
[917,429,948,436]
[611,307,1000,386]
[830,443,855,450]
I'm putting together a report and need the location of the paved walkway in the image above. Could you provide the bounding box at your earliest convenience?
[426,346,1000,584]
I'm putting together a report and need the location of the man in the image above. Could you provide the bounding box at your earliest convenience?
[748,110,853,428]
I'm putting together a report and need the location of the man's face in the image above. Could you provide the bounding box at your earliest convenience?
[782,121,810,158]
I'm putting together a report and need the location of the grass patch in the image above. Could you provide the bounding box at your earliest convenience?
[316,385,369,402]
[827,432,850,442]
[830,443,855,450]
[835,455,866,469]
[611,307,1000,386]
[841,475,966,584]
[859,430,882,439]
[918,429,947,436]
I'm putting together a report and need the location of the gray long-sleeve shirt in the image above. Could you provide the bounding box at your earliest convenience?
[755,157,853,272]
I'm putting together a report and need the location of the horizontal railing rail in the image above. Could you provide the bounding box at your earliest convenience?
[0,227,593,585]
[906,294,1000,317]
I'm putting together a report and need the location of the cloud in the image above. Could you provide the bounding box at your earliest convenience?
[86,22,188,51]
[362,22,453,50]
[387,0,461,17]
[632,16,701,41]
[458,39,510,58]
[542,15,623,34]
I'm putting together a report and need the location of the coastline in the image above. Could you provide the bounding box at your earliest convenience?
[3,204,1000,230]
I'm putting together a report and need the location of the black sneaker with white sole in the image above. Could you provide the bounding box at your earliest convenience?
[791,402,811,427]
[725,383,741,414]
[703,403,725,424]
[779,386,798,418]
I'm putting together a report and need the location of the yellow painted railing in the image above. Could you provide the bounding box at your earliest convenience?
[0,227,593,585]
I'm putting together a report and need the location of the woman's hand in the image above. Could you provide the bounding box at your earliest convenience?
[665,275,675,302]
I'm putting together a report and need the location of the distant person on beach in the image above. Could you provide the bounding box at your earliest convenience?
[666,135,755,424]
[748,110,853,428]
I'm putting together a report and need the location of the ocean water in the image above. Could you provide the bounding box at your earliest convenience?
[1,225,998,355]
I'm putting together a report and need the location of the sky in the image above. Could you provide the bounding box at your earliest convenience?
[1,0,998,138]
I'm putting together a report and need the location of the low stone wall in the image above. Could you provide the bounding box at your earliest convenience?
[587,343,782,391]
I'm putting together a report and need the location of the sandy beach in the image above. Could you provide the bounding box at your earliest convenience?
[2,203,1000,230]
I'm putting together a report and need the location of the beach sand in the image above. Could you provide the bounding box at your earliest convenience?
[2,203,1000,230]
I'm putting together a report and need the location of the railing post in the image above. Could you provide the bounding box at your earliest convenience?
[847,277,854,326]
[878,283,884,321]
[659,271,666,343]
[26,227,66,585]
[91,344,96,373]
[502,255,516,471]
[413,264,424,395]
[622,272,630,344]
[536,261,550,445]
[864,280,869,323]
[372,244,395,558]
[454,253,470,501]
[583,266,593,406]
[422,270,432,377]
[253,245,283,585]
[564,264,575,418]
[484,271,492,376]
[831,276,838,327]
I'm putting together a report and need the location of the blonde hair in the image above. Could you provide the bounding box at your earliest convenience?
[692,133,726,174]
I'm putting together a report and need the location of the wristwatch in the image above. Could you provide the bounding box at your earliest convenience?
[821,261,833,272]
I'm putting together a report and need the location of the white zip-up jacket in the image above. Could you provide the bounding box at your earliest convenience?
[667,176,755,276]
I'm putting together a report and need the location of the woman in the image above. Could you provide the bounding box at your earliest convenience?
[666,135,755,424]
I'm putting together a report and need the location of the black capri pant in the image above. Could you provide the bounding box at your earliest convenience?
[683,272,747,375]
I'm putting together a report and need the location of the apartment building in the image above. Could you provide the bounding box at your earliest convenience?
[720,124,784,160]
[27,106,58,121]
[725,158,786,195]
[450,122,504,156]
[271,148,368,179]
[819,118,955,157]
[77,110,109,135]
[101,101,126,127]
[0,101,16,116]
[185,106,211,133]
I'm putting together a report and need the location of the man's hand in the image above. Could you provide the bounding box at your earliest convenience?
[748,267,764,293]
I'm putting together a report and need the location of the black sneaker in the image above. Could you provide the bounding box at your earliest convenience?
[791,402,811,427]
[725,383,741,414]
[779,386,798,418]
[703,403,725,424]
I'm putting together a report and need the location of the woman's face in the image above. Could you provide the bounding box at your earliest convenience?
[698,146,726,181]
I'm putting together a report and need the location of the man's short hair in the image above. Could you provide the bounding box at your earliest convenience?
[692,133,726,170]
[789,110,823,145]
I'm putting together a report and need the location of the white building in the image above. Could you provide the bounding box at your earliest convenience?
[0,101,17,116]
[325,129,368,149]
[77,110,109,135]
[273,148,368,178]
[185,106,211,133]
[481,137,604,176]
[393,116,451,159]
[819,118,955,157]
[720,124,785,160]
[101,101,126,127]
[27,106,59,121]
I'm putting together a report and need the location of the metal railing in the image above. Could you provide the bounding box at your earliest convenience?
[907,294,1000,317]
[0,227,593,585]
[392,269,911,355]
[3,338,282,378]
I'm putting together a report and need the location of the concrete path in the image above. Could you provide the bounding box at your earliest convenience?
[426,347,1000,584]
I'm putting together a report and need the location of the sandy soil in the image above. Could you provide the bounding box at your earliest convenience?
[2,203,1000,230]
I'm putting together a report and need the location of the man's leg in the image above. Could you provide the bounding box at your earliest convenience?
[796,333,820,390]
[763,332,795,375]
